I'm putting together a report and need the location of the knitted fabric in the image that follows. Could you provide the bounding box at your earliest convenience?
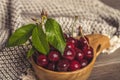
[0,0,120,80]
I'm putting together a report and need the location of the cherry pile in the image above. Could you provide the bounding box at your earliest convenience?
[34,34,93,72]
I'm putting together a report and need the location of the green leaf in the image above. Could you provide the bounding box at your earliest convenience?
[45,18,66,54]
[32,24,49,55]
[7,24,36,47]
[27,47,35,58]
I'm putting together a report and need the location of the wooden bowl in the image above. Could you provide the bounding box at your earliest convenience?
[30,34,110,80]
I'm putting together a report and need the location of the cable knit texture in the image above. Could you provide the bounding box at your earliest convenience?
[0,0,120,80]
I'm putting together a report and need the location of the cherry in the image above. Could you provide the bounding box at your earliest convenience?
[57,59,70,71]
[67,37,77,45]
[69,60,81,71]
[63,48,76,60]
[80,59,88,68]
[80,37,89,45]
[37,54,48,67]
[48,51,60,62]
[75,48,84,61]
[83,47,93,60]
[47,62,56,71]
[66,42,75,49]
[77,37,89,50]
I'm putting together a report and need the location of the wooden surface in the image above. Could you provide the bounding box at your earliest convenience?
[88,1,120,80]
[89,48,120,80]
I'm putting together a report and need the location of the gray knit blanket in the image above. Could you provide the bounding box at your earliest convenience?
[0,0,120,80]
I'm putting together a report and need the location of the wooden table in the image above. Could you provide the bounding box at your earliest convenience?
[89,48,120,80]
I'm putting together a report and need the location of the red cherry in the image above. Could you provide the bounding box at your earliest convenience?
[47,62,56,71]
[63,48,76,60]
[69,60,81,71]
[80,37,89,45]
[37,54,48,67]
[77,37,89,50]
[80,59,88,68]
[75,48,84,61]
[57,59,70,71]
[48,51,60,62]
[83,47,93,60]
[66,42,75,49]
[67,37,77,45]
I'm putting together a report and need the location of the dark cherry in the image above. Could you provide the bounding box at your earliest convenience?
[48,51,60,62]
[37,54,48,67]
[80,59,88,68]
[79,37,89,44]
[75,48,84,61]
[77,37,89,50]
[57,59,70,71]
[63,48,76,60]
[67,37,77,45]
[83,47,93,60]
[66,42,75,49]
[69,60,81,71]
[47,62,56,71]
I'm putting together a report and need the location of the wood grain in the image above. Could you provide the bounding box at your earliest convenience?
[88,48,120,80]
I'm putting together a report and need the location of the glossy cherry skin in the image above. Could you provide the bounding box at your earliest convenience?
[69,60,81,71]
[75,48,84,61]
[57,59,70,71]
[48,51,61,62]
[80,59,88,68]
[77,37,89,50]
[83,46,93,60]
[66,42,75,49]
[80,37,89,45]
[37,54,48,67]
[63,48,76,60]
[67,37,77,46]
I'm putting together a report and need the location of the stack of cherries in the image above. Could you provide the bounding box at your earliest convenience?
[34,34,93,72]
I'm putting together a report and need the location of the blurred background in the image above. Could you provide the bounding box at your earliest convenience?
[101,0,120,10]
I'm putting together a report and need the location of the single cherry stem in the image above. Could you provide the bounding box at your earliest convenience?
[71,16,78,37]
[41,9,47,33]
[41,9,47,24]
[41,9,47,17]
[31,18,40,24]
[31,18,37,21]
[31,9,47,29]
[79,26,90,48]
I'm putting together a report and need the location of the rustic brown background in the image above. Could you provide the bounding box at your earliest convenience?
[89,0,120,80]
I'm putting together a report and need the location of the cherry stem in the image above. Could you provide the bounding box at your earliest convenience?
[41,9,47,24]
[31,18,40,24]
[79,26,90,48]
[71,16,78,37]
[31,9,47,32]
[41,9,47,32]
